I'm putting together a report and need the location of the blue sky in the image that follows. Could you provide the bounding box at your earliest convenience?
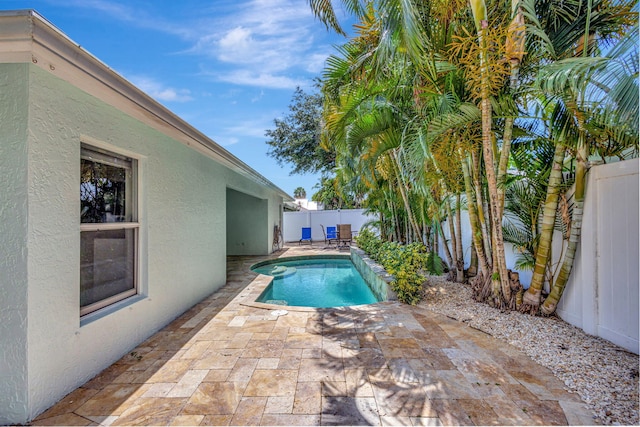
[4,0,347,197]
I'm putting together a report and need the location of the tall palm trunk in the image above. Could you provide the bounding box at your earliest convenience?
[522,140,566,309]
[497,9,526,218]
[391,149,422,239]
[479,25,512,304]
[541,133,588,314]
[455,193,465,281]
[461,153,490,273]
[471,150,492,261]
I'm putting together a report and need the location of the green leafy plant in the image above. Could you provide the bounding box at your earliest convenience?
[355,229,442,304]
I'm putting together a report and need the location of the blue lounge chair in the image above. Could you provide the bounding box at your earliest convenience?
[299,227,312,245]
[321,225,338,246]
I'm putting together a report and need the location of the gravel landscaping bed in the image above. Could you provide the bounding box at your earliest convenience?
[419,276,639,426]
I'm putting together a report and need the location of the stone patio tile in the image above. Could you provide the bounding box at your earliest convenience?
[293,381,322,414]
[170,414,205,425]
[265,396,294,414]
[415,349,456,370]
[322,380,348,396]
[421,370,482,399]
[167,369,209,398]
[302,348,323,358]
[227,332,253,349]
[500,383,568,425]
[31,413,94,426]
[408,416,444,426]
[260,414,321,425]
[82,364,131,390]
[285,332,323,349]
[275,312,310,328]
[387,358,421,383]
[248,331,271,340]
[33,387,99,421]
[321,396,381,425]
[200,414,232,425]
[240,320,276,333]
[357,332,379,348]
[298,358,345,382]
[244,369,298,397]
[370,381,435,418]
[146,360,194,383]
[111,397,187,426]
[75,384,145,417]
[202,369,230,382]
[227,357,258,388]
[559,400,595,426]
[181,382,243,415]
[457,398,503,425]
[345,368,374,397]
[191,349,242,370]
[269,326,290,341]
[483,393,536,425]
[230,396,267,425]
[442,348,519,385]
[256,357,280,369]
[377,337,427,359]
[380,415,413,425]
[278,348,303,369]
[141,382,175,397]
[242,339,285,358]
[342,347,387,369]
[180,341,212,359]
[429,399,475,426]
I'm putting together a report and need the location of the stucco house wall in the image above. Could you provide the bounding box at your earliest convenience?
[0,11,289,424]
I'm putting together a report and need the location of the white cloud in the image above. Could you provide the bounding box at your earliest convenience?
[187,0,329,88]
[214,70,306,90]
[59,0,336,90]
[127,75,193,103]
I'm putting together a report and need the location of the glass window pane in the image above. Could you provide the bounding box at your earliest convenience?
[81,148,134,223]
[80,228,136,309]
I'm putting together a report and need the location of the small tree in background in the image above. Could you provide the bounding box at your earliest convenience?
[293,187,307,199]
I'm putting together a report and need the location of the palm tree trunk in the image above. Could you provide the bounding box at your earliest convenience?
[479,41,511,304]
[391,149,422,239]
[472,150,492,260]
[522,141,566,309]
[455,193,465,282]
[541,136,588,314]
[461,153,490,273]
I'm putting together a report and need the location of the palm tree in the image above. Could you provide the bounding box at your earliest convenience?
[520,0,638,312]
[293,187,307,199]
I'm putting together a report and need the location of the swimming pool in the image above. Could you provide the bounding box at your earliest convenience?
[251,257,380,308]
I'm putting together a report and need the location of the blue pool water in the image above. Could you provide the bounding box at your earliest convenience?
[252,258,379,308]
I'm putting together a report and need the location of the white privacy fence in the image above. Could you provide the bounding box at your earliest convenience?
[282,209,376,243]
[436,159,639,353]
[556,159,639,354]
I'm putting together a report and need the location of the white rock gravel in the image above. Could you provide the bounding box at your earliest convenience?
[419,276,639,426]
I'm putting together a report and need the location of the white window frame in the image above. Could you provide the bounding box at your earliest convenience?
[80,141,140,316]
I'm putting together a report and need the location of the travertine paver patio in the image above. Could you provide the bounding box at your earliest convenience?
[32,244,594,426]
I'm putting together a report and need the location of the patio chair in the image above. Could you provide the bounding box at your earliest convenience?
[337,223,352,248]
[320,224,338,246]
[299,227,312,245]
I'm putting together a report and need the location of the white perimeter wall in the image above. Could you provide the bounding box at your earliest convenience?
[556,159,639,354]
[283,209,377,242]
[0,63,283,423]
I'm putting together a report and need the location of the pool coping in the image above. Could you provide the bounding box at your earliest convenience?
[239,249,396,312]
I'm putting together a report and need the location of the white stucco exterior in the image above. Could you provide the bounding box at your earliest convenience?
[0,10,290,424]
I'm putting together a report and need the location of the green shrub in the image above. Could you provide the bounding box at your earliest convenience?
[355,230,437,305]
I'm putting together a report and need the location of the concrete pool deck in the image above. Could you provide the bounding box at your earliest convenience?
[32,243,594,426]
